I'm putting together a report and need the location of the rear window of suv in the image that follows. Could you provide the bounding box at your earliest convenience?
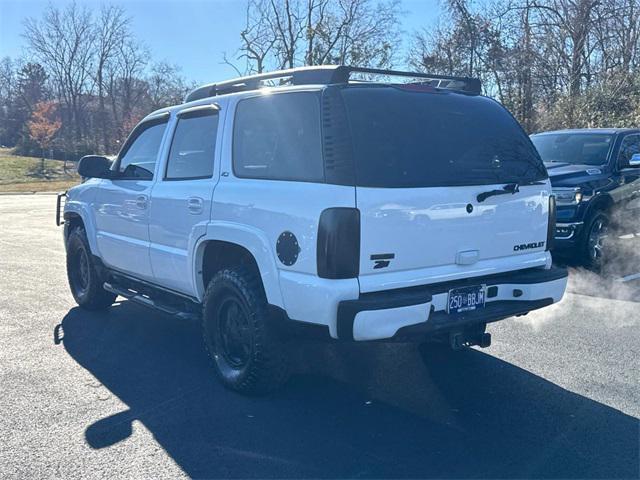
[341,86,547,188]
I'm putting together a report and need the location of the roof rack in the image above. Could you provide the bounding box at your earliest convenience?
[184,65,481,103]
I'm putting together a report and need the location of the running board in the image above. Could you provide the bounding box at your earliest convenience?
[104,282,200,321]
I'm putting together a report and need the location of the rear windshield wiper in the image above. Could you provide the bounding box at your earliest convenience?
[476,181,546,202]
[476,183,520,203]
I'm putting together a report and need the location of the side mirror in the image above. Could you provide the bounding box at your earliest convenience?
[77,155,113,179]
[629,153,640,167]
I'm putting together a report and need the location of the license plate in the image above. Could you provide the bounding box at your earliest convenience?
[447,285,486,314]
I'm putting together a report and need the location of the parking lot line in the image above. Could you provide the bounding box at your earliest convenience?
[616,272,640,283]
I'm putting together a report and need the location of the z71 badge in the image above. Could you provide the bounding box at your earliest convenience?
[370,253,394,269]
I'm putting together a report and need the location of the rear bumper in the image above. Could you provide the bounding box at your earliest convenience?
[336,266,568,341]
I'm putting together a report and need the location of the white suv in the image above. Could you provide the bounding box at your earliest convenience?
[58,66,568,394]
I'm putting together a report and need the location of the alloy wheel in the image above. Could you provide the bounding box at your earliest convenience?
[587,217,608,262]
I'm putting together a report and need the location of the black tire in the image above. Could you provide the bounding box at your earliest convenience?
[581,212,609,271]
[202,265,290,395]
[66,227,116,310]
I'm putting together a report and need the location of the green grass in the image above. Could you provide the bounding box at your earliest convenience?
[0,148,80,193]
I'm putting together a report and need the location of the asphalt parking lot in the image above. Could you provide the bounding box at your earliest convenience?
[0,194,638,479]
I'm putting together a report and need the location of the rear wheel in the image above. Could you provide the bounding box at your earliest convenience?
[582,212,609,271]
[202,265,289,395]
[66,227,116,310]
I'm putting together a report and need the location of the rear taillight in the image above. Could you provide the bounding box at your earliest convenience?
[546,195,556,251]
[317,208,360,279]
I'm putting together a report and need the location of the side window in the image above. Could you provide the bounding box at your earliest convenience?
[618,134,640,168]
[232,92,324,182]
[166,111,219,180]
[117,120,168,180]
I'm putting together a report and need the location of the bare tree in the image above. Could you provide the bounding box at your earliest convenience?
[0,57,16,106]
[0,57,18,146]
[232,0,402,74]
[23,2,96,142]
[235,0,279,73]
[146,62,190,111]
[408,0,494,79]
[270,0,305,68]
[311,0,401,67]
[105,39,148,146]
[95,5,130,152]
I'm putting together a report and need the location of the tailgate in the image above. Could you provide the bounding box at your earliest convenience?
[357,183,552,292]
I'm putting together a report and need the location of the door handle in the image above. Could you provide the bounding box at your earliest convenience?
[187,196,204,214]
[136,195,148,209]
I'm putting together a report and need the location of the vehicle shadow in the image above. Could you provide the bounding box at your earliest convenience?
[57,303,638,479]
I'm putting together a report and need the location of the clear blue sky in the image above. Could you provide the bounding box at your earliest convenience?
[0,0,441,84]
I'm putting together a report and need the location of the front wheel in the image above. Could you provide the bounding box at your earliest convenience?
[66,227,116,310]
[582,212,609,271]
[202,265,290,395]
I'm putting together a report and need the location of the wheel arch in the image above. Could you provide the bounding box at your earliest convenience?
[193,223,284,307]
[585,193,614,219]
[581,193,616,237]
[63,203,99,255]
[63,211,84,232]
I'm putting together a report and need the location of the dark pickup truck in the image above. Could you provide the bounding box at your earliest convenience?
[530,128,640,268]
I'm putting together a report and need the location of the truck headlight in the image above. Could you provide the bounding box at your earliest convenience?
[552,187,583,205]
